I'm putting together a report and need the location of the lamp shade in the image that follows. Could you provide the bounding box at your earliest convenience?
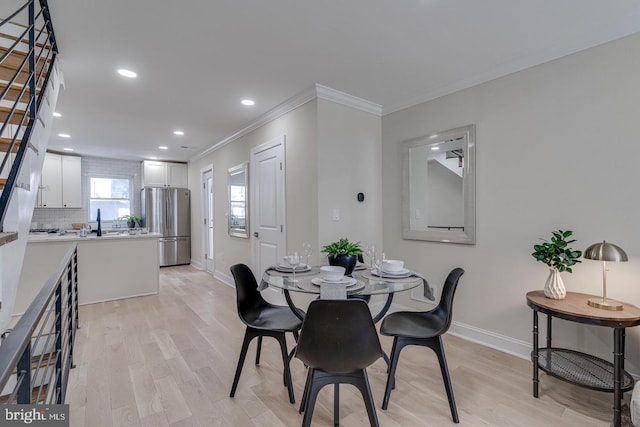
[583,241,628,262]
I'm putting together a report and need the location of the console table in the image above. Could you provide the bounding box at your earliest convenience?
[526,290,640,427]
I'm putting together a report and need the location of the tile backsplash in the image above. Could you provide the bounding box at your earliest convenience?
[31,155,142,230]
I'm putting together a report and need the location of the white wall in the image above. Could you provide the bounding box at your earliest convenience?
[0,61,63,330]
[382,32,640,370]
[426,160,463,227]
[31,156,143,229]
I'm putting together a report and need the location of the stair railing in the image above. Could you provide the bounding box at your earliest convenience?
[0,0,58,231]
[0,243,78,404]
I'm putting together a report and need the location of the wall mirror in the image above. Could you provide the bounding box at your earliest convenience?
[228,163,249,238]
[401,124,476,244]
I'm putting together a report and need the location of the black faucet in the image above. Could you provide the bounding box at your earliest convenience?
[96,208,102,237]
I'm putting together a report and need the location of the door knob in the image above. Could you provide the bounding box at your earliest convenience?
[253,232,259,238]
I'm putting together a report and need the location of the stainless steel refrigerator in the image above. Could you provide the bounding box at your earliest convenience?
[141,187,191,266]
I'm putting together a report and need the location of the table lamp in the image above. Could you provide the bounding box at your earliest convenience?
[583,240,628,310]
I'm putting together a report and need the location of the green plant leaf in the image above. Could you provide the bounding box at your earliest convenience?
[321,237,362,256]
[531,229,581,273]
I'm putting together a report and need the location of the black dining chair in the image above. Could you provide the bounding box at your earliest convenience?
[295,299,384,427]
[380,267,464,423]
[229,263,303,404]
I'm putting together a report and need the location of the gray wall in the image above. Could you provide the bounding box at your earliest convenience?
[188,97,383,283]
[317,99,382,250]
[382,32,640,370]
[189,100,319,276]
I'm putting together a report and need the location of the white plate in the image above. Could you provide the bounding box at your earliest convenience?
[274,264,311,273]
[371,268,412,278]
[381,267,411,275]
[311,277,358,287]
[297,280,365,293]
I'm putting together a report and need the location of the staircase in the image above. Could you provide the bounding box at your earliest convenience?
[0,1,75,406]
[0,0,63,328]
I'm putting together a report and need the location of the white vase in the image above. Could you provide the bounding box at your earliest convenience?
[544,267,566,299]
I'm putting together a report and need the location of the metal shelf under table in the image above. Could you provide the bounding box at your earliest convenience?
[535,347,634,392]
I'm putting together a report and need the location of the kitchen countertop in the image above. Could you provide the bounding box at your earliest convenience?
[28,231,163,242]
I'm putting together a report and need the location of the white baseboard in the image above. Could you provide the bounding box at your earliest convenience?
[190,259,203,270]
[374,301,531,361]
[448,321,530,360]
[214,270,234,288]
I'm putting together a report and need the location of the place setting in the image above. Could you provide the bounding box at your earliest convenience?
[297,266,365,295]
[371,259,413,278]
[272,249,313,274]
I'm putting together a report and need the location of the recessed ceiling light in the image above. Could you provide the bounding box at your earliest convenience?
[117,69,137,78]
[431,146,440,151]
[58,133,71,138]
[63,147,73,152]
[173,130,184,136]
[429,134,439,139]
[158,146,168,150]
[241,99,255,106]
[53,112,62,117]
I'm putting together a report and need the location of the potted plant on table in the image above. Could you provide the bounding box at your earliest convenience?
[123,214,142,228]
[531,229,582,299]
[322,238,362,276]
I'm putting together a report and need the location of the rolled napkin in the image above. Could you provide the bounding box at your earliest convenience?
[319,282,347,300]
[410,270,435,301]
[259,265,309,291]
[258,265,278,291]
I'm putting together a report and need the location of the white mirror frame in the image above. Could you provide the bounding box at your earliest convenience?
[401,124,476,244]
[228,163,249,238]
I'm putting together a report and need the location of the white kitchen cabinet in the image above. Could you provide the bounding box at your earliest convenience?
[37,152,81,208]
[61,155,82,207]
[142,160,187,187]
[39,153,62,207]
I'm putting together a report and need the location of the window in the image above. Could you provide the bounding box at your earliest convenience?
[88,176,131,221]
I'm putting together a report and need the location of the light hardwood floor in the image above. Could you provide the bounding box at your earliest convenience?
[66,265,621,426]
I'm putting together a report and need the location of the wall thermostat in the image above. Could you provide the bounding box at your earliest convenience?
[357,192,365,202]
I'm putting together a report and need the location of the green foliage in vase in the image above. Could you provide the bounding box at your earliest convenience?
[321,238,362,256]
[532,229,582,273]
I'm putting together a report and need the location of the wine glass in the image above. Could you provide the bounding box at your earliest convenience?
[365,245,377,269]
[287,251,301,282]
[373,251,386,279]
[301,243,313,267]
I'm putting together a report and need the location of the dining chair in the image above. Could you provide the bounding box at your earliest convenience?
[380,267,464,423]
[229,263,303,404]
[295,299,384,427]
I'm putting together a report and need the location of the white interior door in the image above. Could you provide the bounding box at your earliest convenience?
[202,168,215,273]
[251,135,286,278]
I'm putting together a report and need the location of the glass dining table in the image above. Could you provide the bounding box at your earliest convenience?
[260,265,425,323]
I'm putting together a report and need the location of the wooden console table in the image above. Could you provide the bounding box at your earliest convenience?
[526,291,640,427]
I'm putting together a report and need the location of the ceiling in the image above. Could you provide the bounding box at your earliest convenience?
[45,0,640,162]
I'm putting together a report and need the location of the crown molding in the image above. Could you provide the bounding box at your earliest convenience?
[315,84,382,116]
[191,86,317,161]
[191,84,382,161]
[382,31,640,116]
